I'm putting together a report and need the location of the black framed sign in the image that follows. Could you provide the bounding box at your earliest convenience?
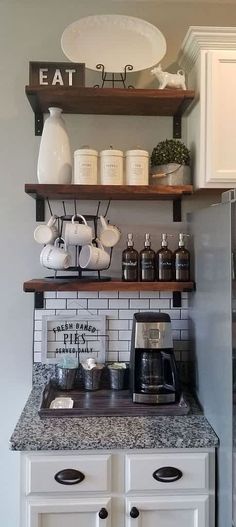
[41,315,106,364]
[29,61,85,87]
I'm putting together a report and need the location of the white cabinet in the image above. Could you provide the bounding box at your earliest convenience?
[126,495,209,527]
[25,497,111,527]
[180,27,236,188]
[21,449,215,527]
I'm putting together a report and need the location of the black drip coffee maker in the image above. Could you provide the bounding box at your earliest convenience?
[130,312,180,404]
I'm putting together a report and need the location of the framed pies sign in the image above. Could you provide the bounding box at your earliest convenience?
[41,314,107,365]
[29,61,85,87]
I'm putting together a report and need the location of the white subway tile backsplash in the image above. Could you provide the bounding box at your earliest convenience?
[109,299,129,309]
[46,299,66,310]
[109,319,129,330]
[57,291,78,298]
[172,330,180,340]
[171,319,189,331]
[35,309,55,320]
[118,352,130,362]
[78,291,99,298]
[119,330,131,341]
[160,291,173,299]
[181,330,190,340]
[119,291,139,298]
[109,341,129,351]
[34,291,191,365]
[119,309,137,319]
[56,309,77,316]
[67,299,88,309]
[44,292,56,299]
[98,309,118,318]
[99,291,119,298]
[140,291,160,298]
[88,299,108,309]
[107,352,119,362]
[130,299,149,309]
[108,330,119,341]
[149,299,170,309]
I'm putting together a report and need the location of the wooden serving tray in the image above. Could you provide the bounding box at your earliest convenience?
[39,382,190,418]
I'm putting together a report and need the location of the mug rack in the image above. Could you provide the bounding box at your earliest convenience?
[43,198,113,282]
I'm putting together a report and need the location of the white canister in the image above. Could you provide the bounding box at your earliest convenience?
[74,148,98,184]
[125,149,149,185]
[100,149,123,185]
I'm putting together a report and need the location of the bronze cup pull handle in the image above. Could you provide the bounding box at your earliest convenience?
[54,468,85,485]
[153,466,183,483]
[130,507,140,518]
[98,508,108,519]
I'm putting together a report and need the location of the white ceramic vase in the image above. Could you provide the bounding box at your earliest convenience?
[37,107,72,184]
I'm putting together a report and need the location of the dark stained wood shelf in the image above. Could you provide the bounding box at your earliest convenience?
[25,184,193,201]
[25,86,195,117]
[24,278,194,293]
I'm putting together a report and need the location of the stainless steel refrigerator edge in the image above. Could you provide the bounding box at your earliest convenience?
[190,197,234,527]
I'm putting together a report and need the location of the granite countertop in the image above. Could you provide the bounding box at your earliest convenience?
[10,387,218,451]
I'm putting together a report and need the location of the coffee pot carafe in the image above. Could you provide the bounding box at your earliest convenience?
[130,312,180,404]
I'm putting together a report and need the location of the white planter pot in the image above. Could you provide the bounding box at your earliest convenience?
[150,163,191,186]
[37,107,72,184]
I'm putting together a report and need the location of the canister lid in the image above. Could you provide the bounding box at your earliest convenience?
[74,148,98,157]
[125,149,149,157]
[100,149,123,157]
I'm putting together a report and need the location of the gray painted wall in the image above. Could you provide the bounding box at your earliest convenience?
[1,1,236,525]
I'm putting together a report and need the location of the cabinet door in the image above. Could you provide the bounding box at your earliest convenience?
[205,50,236,185]
[24,497,111,527]
[126,495,209,527]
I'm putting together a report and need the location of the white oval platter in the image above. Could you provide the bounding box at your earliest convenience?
[61,15,166,73]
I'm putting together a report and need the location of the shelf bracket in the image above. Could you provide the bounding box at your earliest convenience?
[36,198,45,222]
[173,198,182,222]
[173,292,182,308]
[173,115,182,139]
[35,112,44,136]
[34,292,44,309]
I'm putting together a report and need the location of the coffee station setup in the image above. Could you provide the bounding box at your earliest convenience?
[11,14,236,527]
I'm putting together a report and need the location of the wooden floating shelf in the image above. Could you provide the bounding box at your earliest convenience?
[24,279,195,293]
[25,86,195,117]
[25,184,193,201]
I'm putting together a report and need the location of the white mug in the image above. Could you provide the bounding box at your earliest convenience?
[34,215,59,245]
[79,239,110,270]
[65,214,93,246]
[99,216,121,248]
[40,238,71,270]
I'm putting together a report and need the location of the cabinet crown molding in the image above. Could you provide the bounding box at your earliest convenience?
[178,26,236,71]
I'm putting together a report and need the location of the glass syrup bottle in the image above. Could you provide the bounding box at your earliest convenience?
[156,233,173,281]
[140,233,156,282]
[122,233,139,281]
[174,233,190,281]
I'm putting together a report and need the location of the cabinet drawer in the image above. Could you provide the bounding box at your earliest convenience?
[25,454,111,495]
[125,453,209,492]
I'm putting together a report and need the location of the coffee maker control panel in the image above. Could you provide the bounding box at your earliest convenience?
[135,322,173,349]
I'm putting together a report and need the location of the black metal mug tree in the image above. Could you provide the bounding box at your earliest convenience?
[45,198,113,281]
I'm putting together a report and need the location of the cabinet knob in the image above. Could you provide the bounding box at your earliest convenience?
[153,466,183,483]
[98,508,108,519]
[54,468,85,485]
[130,507,140,518]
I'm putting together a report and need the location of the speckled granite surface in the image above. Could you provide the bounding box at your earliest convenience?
[10,386,218,451]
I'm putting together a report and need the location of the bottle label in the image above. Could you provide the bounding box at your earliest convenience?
[176,261,189,269]
[159,260,172,269]
[122,261,138,268]
[142,261,155,270]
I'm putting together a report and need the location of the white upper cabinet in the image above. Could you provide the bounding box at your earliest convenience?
[179,27,236,188]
